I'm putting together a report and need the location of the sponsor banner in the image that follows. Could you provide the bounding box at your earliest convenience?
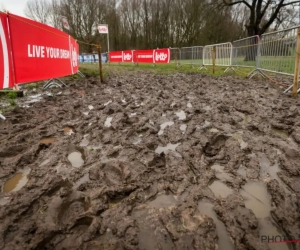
[8,13,79,84]
[0,13,14,89]
[153,48,170,63]
[133,50,154,63]
[98,24,108,34]
[109,51,123,63]
[123,50,133,63]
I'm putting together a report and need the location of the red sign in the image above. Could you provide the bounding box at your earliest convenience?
[0,13,14,89]
[7,13,79,84]
[109,51,123,63]
[154,48,170,63]
[133,50,154,63]
[123,50,133,63]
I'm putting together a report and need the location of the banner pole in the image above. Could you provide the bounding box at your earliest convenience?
[292,28,300,97]
[97,44,104,83]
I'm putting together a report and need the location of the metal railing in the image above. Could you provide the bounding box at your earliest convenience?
[200,42,232,71]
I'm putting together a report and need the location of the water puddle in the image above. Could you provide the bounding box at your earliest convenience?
[242,114,252,125]
[158,121,174,135]
[240,182,289,250]
[198,200,234,250]
[64,127,75,135]
[0,197,10,206]
[2,168,31,193]
[133,138,142,145]
[211,165,233,182]
[40,159,50,167]
[104,117,113,127]
[187,102,192,108]
[87,145,102,151]
[271,128,289,138]
[209,128,220,133]
[259,154,290,193]
[88,105,94,110]
[80,137,89,147]
[148,193,177,208]
[180,124,187,134]
[104,100,112,106]
[83,112,89,116]
[74,173,90,188]
[237,165,247,178]
[129,113,136,117]
[40,137,55,144]
[155,143,181,157]
[232,132,248,150]
[175,110,186,120]
[203,106,212,111]
[68,151,84,168]
[109,197,124,208]
[170,102,176,108]
[209,180,233,198]
[27,94,43,104]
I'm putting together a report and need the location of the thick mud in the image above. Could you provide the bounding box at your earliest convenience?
[0,71,299,250]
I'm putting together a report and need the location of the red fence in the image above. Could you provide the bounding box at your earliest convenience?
[109,48,170,64]
[0,12,79,89]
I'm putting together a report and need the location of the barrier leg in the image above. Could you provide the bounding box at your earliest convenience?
[0,114,6,120]
[247,69,266,79]
[224,66,236,73]
[43,78,66,89]
[198,65,207,71]
[77,71,85,78]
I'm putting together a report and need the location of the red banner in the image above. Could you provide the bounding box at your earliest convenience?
[0,13,14,89]
[7,13,78,84]
[123,50,133,63]
[154,48,170,63]
[109,51,123,63]
[133,50,154,64]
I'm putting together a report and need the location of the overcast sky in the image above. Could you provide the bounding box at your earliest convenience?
[0,0,28,17]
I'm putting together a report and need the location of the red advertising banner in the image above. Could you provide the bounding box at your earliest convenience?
[0,13,14,89]
[7,13,79,84]
[123,50,133,63]
[133,50,154,64]
[109,51,123,63]
[153,48,170,63]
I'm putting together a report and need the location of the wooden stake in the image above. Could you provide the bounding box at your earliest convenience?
[212,46,216,74]
[292,29,300,97]
[97,45,104,83]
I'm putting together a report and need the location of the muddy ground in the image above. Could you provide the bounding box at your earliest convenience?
[0,70,299,250]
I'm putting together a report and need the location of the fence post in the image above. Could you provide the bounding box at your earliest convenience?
[212,46,216,74]
[97,44,104,83]
[292,28,300,97]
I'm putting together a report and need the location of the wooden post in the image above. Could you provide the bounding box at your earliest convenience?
[212,46,216,74]
[292,29,300,97]
[97,44,104,83]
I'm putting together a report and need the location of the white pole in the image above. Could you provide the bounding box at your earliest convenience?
[107,32,110,53]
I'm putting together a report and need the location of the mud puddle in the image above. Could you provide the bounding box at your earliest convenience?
[240,182,289,250]
[147,193,177,208]
[198,200,234,250]
[158,121,174,135]
[175,110,186,120]
[271,128,289,138]
[155,143,181,157]
[2,168,31,193]
[104,117,113,127]
[211,165,233,182]
[68,151,85,168]
[180,124,187,134]
[209,180,233,198]
[259,154,290,193]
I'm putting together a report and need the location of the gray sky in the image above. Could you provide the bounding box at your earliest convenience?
[0,0,27,17]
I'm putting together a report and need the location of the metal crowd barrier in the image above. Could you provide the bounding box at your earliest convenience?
[169,47,181,67]
[200,42,232,71]
[178,46,203,67]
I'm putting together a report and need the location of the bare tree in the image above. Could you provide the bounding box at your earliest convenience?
[223,0,300,37]
[24,0,51,24]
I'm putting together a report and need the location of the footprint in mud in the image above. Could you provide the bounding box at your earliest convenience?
[203,134,228,157]
[240,182,289,250]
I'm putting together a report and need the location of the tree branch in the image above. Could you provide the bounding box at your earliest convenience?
[222,0,252,9]
[282,0,300,7]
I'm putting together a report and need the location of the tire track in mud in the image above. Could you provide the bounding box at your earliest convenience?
[0,72,299,250]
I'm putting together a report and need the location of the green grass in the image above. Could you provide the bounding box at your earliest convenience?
[79,62,253,78]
